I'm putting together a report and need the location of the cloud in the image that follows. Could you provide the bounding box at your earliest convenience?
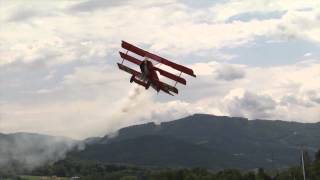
[181,60,320,121]
[191,62,245,80]
[224,90,277,119]
[68,0,129,12]
[307,90,320,104]
[279,89,320,108]
[3,1,71,23]
[304,52,312,57]
[68,0,178,13]
[62,65,124,86]
[7,8,41,22]
[276,8,320,42]
[0,0,319,139]
[209,0,320,22]
[216,64,245,81]
[227,11,287,22]
[1,61,319,139]
[1,0,319,67]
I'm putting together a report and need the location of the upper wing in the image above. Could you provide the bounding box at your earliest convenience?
[146,53,196,77]
[121,41,196,77]
[121,40,146,57]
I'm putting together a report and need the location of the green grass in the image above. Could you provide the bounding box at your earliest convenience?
[21,175,69,180]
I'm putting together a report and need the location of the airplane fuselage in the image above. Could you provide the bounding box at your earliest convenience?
[139,59,160,91]
[119,41,195,96]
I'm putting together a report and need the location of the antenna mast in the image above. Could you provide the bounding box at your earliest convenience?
[301,149,306,180]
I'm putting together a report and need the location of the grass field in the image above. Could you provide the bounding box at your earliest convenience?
[20,175,69,180]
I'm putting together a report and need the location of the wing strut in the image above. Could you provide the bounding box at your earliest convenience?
[121,50,129,64]
[174,72,182,87]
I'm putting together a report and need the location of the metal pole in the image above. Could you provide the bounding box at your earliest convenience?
[301,150,306,180]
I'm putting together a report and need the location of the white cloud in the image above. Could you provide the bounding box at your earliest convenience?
[224,91,277,119]
[0,0,319,139]
[181,60,320,122]
[191,62,245,80]
[304,52,312,57]
[2,60,319,139]
[2,0,319,66]
[210,0,320,22]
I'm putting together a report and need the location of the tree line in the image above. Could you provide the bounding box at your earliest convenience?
[1,149,319,180]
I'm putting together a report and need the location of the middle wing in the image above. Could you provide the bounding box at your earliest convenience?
[154,67,186,85]
[117,63,141,77]
[118,63,178,95]
[119,52,142,65]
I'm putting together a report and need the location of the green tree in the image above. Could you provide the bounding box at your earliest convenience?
[242,172,255,180]
[215,169,243,180]
[315,149,320,162]
[256,168,272,180]
[120,175,138,180]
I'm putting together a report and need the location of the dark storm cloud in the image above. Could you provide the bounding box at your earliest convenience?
[227,91,276,119]
[216,65,245,81]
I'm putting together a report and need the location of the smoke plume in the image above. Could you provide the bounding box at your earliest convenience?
[0,132,83,171]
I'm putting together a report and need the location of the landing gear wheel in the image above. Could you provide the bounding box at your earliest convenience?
[130,75,134,83]
[146,82,151,89]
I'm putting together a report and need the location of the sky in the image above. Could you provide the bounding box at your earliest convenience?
[0,0,319,139]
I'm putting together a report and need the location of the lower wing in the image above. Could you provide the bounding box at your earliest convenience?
[154,79,178,94]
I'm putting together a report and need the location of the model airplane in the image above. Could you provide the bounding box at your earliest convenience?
[117,41,196,96]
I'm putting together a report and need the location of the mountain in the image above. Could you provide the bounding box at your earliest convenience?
[0,132,81,171]
[2,114,319,171]
[71,114,320,170]
[77,135,227,168]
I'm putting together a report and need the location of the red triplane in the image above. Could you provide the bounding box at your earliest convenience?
[117,41,196,96]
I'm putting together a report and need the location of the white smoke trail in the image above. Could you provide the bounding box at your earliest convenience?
[0,132,84,171]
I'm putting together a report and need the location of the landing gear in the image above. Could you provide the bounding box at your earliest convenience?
[130,75,134,83]
[146,81,151,89]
